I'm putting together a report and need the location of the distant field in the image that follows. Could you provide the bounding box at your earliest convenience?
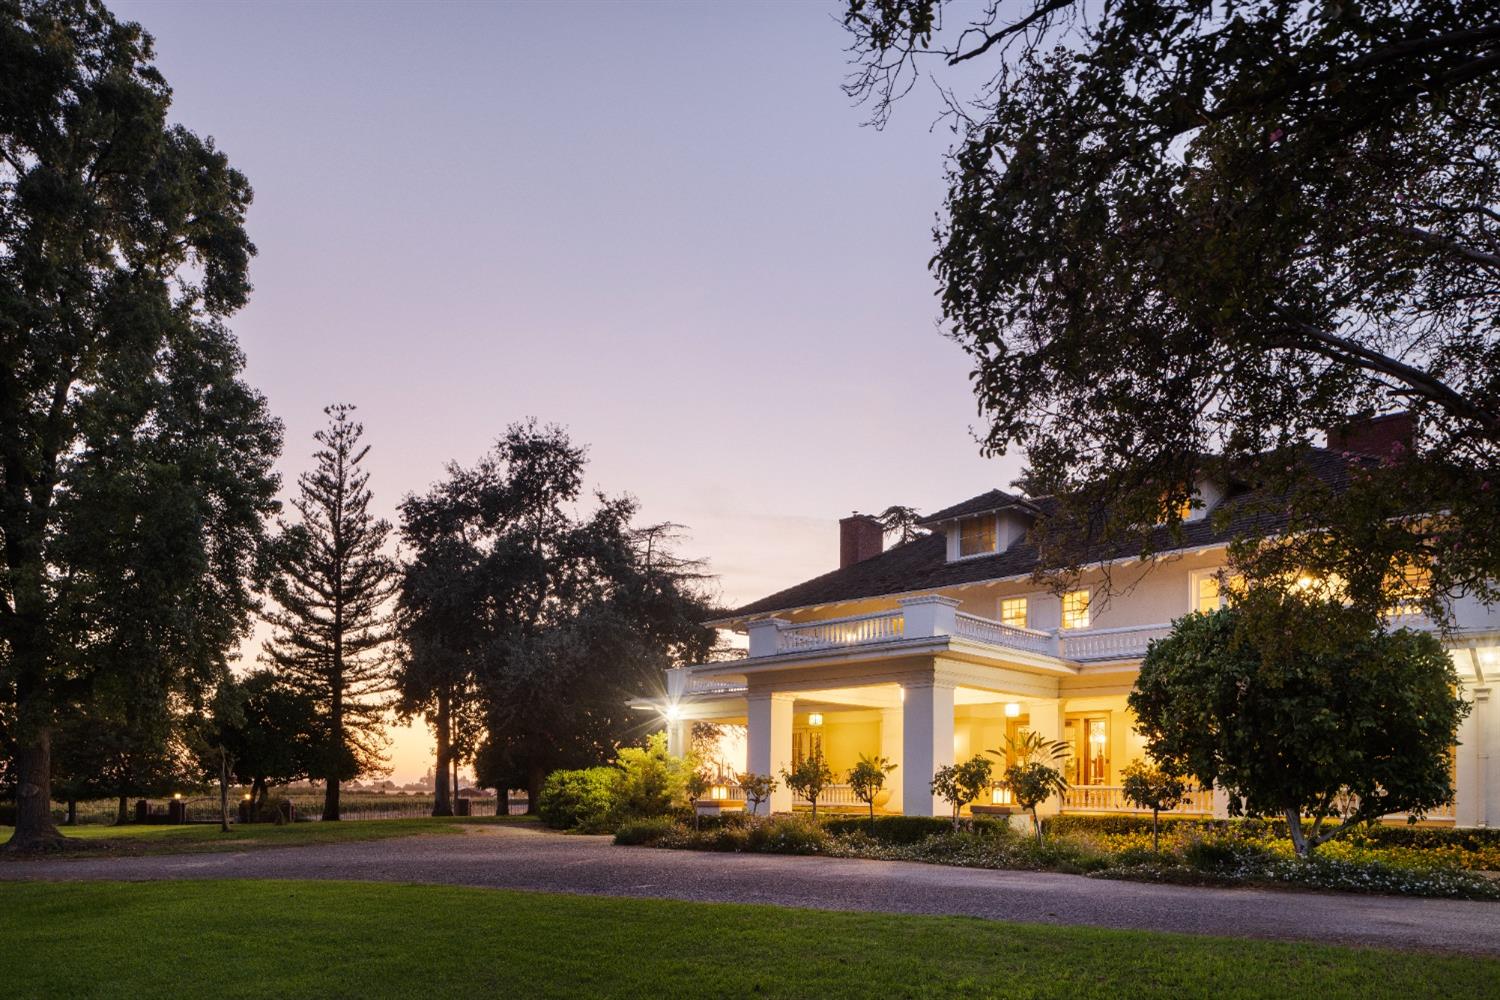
[0,816,530,857]
[45,790,513,826]
[1,880,1492,999]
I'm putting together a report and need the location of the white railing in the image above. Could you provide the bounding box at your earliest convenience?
[954,612,1055,654]
[1061,784,1215,815]
[778,611,905,652]
[1059,623,1175,662]
[791,783,863,809]
[686,676,747,695]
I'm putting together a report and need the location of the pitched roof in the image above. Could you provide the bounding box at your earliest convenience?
[721,448,1363,621]
[918,488,1039,525]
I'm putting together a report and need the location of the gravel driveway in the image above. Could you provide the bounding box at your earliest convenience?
[4,823,1496,955]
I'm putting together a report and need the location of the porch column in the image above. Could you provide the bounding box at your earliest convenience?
[1028,698,1065,818]
[902,681,954,816]
[666,718,690,757]
[1456,684,1490,827]
[747,692,795,815]
[880,707,904,814]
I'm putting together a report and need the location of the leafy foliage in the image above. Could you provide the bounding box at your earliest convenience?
[847,753,897,821]
[262,405,398,820]
[1119,760,1187,851]
[993,731,1069,843]
[843,1,1500,620]
[930,755,993,829]
[537,767,620,833]
[736,771,778,814]
[1130,589,1467,856]
[781,750,835,816]
[1,0,281,848]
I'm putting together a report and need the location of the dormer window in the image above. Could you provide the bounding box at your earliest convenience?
[958,516,997,557]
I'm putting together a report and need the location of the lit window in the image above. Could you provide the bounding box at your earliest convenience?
[1388,563,1430,617]
[1061,590,1090,630]
[1000,597,1028,629]
[958,516,997,557]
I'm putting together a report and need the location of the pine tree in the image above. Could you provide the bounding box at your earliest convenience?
[263,404,398,820]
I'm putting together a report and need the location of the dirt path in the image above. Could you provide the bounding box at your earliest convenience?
[4,823,1495,955]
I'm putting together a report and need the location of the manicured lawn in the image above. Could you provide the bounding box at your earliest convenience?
[0,815,528,857]
[0,880,1490,999]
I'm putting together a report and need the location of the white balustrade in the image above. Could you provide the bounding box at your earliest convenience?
[776,611,905,652]
[1059,623,1175,662]
[791,783,863,809]
[1061,784,1215,815]
[954,613,1054,654]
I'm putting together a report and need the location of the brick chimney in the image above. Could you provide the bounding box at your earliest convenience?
[840,513,884,569]
[1327,412,1414,459]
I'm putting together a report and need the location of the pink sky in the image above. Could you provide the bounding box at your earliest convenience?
[113,0,1025,781]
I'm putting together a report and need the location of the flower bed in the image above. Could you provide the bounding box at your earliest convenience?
[612,814,1500,901]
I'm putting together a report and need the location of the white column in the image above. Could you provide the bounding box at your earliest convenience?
[902,681,955,816]
[666,718,690,757]
[1027,698,1066,818]
[747,618,787,658]
[880,706,904,814]
[747,692,795,815]
[1456,685,1490,828]
[899,595,960,638]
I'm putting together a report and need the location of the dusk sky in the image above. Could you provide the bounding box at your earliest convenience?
[113,0,1024,781]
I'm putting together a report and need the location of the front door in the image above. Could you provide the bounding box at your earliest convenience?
[1064,715,1110,785]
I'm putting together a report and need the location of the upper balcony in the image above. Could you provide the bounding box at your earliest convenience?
[741,595,1174,667]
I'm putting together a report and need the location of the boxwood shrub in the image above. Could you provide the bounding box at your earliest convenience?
[536,767,618,832]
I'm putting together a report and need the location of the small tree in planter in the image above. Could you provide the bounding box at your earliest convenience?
[995,731,1070,844]
[685,768,713,831]
[781,751,835,816]
[1120,759,1186,851]
[848,754,897,824]
[737,772,778,816]
[931,755,993,830]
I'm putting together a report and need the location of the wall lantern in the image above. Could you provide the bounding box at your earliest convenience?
[709,782,730,801]
[808,712,823,727]
[991,785,1013,805]
[172,792,182,801]
[664,703,682,723]
[1004,702,1022,718]
[243,793,252,802]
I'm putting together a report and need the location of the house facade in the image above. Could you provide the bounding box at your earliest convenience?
[657,421,1500,826]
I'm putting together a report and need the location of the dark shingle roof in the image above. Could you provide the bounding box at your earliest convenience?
[918,488,1038,525]
[721,449,1362,621]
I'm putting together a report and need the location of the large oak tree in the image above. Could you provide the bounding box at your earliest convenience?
[844,1,1500,618]
[1,1,281,849]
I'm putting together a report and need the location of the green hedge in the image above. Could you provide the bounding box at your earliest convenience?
[1046,813,1500,850]
[536,768,618,832]
[822,815,1005,845]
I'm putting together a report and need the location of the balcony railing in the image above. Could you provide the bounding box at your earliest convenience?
[1061,784,1216,815]
[743,597,1174,665]
[791,783,864,809]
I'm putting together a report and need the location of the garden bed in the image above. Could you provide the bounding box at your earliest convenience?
[612,813,1500,901]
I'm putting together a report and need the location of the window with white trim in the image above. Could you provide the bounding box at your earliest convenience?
[958,515,997,557]
[1061,590,1090,630]
[999,597,1028,629]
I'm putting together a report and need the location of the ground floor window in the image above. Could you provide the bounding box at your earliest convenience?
[1064,714,1110,785]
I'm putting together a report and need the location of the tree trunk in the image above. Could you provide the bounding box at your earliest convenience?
[253,776,268,812]
[65,797,76,826]
[324,671,342,821]
[6,727,64,851]
[1032,807,1043,844]
[218,748,231,833]
[1286,808,1311,858]
[526,765,545,815]
[116,795,128,826]
[432,688,453,817]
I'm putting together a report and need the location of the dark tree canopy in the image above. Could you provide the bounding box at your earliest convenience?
[212,670,323,810]
[1,0,281,849]
[400,421,716,807]
[262,404,397,821]
[844,1,1500,620]
[1130,588,1467,856]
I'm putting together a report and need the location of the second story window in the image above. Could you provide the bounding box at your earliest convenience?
[1194,572,1222,613]
[1061,589,1090,630]
[958,515,997,557]
[1000,597,1028,629]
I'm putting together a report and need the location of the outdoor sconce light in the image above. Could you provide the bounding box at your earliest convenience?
[991,785,1012,805]
[664,703,681,723]
[243,793,252,801]
[1004,702,1022,718]
[172,792,182,801]
[808,712,823,727]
